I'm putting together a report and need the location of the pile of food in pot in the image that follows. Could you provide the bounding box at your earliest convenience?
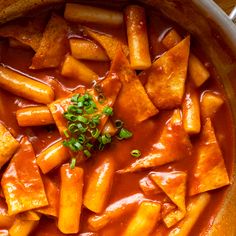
[0,2,233,236]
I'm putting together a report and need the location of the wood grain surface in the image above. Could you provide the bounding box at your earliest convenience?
[214,0,236,14]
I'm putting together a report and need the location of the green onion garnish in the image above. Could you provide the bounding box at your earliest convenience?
[67,105,82,114]
[94,84,102,93]
[68,123,78,133]
[64,112,77,122]
[63,92,133,162]
[70,157,76,169]
[77,116,88,124]
[73,141,83,151]
[98,142,104,151]
[117,128,133,140]
[131,149,141,158]
[99,133,112,145]
[103,106,113,116]
[98,94,106,104]
[78,134,86,144]
[91,115,101,126]
[77,123,87,133]
[85,106,96,114]
[91,128,100,139]
[84,149,91,158]
[115,119,124,129]
[71,94,80,103]
[63,130,70,138]
[83,93,91,100]
[86,142,93,150]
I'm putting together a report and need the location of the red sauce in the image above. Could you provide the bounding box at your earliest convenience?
[0,2,234,236]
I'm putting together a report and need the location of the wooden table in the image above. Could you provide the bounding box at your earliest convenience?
[214,0,235,14]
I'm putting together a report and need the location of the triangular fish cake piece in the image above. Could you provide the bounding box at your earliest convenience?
[84,26,129,60]
[1,137,48,215]
[189,118,230,196]
[30,14,69,69]
[48,73,121,137]
[150,171,187,211]
[117,110,192,173]
[150,171,187,227]
[48,87,85,136]
[145,36,190,109]
[111,48,158,124]
[0,15,46,51]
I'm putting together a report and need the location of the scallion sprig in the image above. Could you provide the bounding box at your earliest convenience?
[131,149,141,158]
[63,92,133,168]
[70,157,76,169]
[117,128,133,140]
[103,106,113,116]
[115,119,124,129]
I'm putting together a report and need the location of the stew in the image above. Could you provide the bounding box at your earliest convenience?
[0,2,234,236]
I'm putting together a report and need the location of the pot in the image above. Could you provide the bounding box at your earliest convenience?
[0,0,236,235]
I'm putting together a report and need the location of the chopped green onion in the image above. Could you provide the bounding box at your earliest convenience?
[70,157,76,169]
[100,133,112,145]
[84,149,91,158]
[68,123,87,134]
[92,114,101,125]
[71,94,80,103]
[78,134,86,144]
[64,112,77,122]
[67,105,82,114]
[131,149,141,158]
[103,106,113,116]
[66,139,77,152]
[63,130,70,138]
[68,123,79,133]
[77,116,88,124]
[88,100,97,107]
[117,128,133,140]
[89,114,101,128]
[84,93,91,100]
[73,141,83,151]
[89,122,96,129]
[94,84,102,93]
[77,101,83,108]
[115,119,124,129]
[67,142,77,152]
[63,92,133,159]
[98,142,104,151]
[85,105,97,114]
[83,101,89,106]
[77,96,85,104]
[91,128,100,139]
[62,140,69,147]
[98,94,106,104]
[63,138,83,152]
[86,142,93,150]
[76,123,87,133]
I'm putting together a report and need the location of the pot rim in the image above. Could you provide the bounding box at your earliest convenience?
[193,0,236,55]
